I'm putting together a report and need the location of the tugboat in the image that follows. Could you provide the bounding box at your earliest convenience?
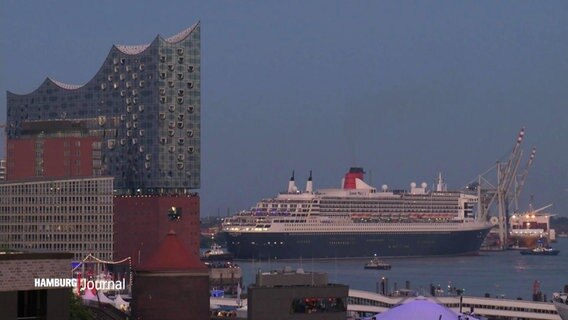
[364,256,392,270]
[520,247,560,255]
[201,243,234,261]
[520,239,560,256]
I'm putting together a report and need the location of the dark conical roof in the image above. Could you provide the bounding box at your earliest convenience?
[137,230,206,272]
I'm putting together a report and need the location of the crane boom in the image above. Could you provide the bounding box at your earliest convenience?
[514,147,536,211]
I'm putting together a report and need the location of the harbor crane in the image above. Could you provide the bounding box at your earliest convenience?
[513,147,536,212]
[476,128,534,250]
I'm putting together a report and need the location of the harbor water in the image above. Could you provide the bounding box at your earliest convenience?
[235,238,568,300]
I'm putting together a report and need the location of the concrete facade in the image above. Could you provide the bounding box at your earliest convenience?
[0,177,114,261]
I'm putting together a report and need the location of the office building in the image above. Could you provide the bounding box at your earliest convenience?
[247,268,348,320]
[0,177,114,261]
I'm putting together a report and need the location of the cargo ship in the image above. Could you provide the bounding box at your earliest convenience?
[221,168,493,260]
[509,204,556,249]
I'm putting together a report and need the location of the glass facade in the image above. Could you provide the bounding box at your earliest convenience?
[6,24,201,194]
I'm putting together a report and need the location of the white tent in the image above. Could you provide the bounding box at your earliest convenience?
[364,297,479,320]
[81,289,116,305]
[114,294,130,312]
[96,292,115,304]
[82,289,98,302]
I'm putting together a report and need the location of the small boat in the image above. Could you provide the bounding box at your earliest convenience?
[201,243,234,261]
[520,237,560,256]
[520,246,560,256]
[364,257,391,270]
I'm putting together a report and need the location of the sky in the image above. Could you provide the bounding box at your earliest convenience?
[1,1,567,218]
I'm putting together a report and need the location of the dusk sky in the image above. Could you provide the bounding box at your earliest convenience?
[1,1,567,217]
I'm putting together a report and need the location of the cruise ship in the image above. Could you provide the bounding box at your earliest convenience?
[222,168,493,259]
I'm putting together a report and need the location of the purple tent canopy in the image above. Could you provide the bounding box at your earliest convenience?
[363,297,479,320]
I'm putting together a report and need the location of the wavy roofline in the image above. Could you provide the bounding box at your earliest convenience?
[8,23,200,95]
[115,22,199,55]
[49,77,85,90]
[7,77,85,96]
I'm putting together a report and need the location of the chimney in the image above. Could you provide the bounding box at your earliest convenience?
[305,171,313,193]
[287,171,297,193]
[343,167,365,189]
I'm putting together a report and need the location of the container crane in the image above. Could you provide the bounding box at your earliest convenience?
[477,128,528,249]
[513,147,536,212]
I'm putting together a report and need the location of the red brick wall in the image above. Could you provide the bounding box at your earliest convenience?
[6,139,35,180]
[113,195,201,265]
[42,137,97,178]
[6,136,98,180]
[132,272,209,320]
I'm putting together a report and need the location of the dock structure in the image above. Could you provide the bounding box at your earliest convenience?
[212,289,562,320]
[348,290,560,320]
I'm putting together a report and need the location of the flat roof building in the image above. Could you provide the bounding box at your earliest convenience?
[0,251,73,320]
[247,267,348,320]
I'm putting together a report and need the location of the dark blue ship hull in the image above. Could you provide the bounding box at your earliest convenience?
[224,228,492,260]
